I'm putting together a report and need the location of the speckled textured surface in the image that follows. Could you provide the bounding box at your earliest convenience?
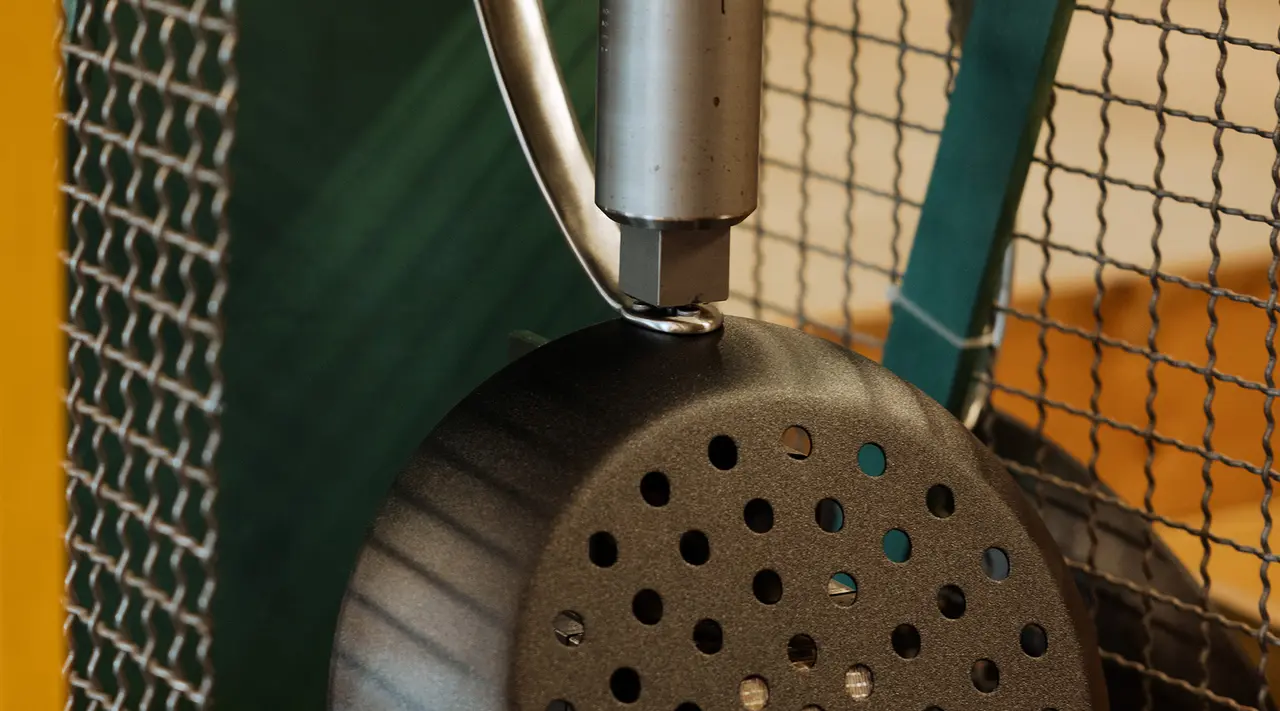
[331,317,1105,710]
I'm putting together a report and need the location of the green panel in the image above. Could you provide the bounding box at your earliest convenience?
[882,0,1073,413]
[215,0,608,707]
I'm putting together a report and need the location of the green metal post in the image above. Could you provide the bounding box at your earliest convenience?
[882,0,1074,414]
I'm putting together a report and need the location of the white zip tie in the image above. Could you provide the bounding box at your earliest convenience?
[886,285,996,350]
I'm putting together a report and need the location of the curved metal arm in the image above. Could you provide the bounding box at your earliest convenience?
[472,0,721,335]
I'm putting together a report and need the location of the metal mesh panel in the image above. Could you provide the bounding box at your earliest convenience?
[728,0,959,356]
[990,3,1280,709]
[59,0,235,707]
[735,1,1280,709]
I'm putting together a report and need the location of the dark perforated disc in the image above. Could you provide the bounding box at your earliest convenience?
[329,317,1105,711]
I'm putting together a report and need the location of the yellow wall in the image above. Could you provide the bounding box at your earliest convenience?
[0,1,67,708]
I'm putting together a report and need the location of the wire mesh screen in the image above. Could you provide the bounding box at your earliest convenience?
[995,2,1280,709]
[731,0,1280,709]
[727,0,959,356]
[59,0,235,707]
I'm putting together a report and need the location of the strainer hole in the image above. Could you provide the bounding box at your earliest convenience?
[858,443,886,477]
[753,569,783,605]
[709,435,738,470]
[589,532,617,568]
[552,610,584,646]
[546,701,574,711]
[744,499,774,533]
[891,624,921,659]
[845,665,873,700]
[632,589,663,625]
[970,659,1000,693]
[982,547,1010,581]
[640,472,670,507]
[782,425,812,459]
[611,667,641,704]
[739,676,769,711]
[926,484,955,518]
[680,530,711,565]
[815,498,844,533]
[787,634,818,670]
[882,529,911,563]
[675,704,702,711]
[937,585,966,619]
[693,619,723,654]
[827,572,857,607]
[1020,623,1048,657]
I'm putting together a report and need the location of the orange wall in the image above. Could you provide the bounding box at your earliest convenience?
[0,2,67,709]
[992,262,1279,524]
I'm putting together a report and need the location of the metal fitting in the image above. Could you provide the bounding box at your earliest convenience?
[597,0,764,309]
[619,224,731,307]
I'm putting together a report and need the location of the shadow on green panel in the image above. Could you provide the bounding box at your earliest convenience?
[216,0,608,707]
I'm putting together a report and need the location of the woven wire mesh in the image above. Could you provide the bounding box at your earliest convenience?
[990,3,1280,709]
[727,0,960,356]
[59,0,235,707]
[732,1,1280,709]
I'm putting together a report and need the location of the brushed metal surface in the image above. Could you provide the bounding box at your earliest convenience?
[472,0,723,333]
[595,0,765,227]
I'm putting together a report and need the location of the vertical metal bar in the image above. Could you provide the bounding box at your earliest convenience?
[1028,98,1058,557]
[751,6,769,321]
[796,0,815,330]
[1259,20,1280,698]
[1082,0,1115,684]
[0,0,67,708]
[882,0,1074,413]
[1198,0,1231,696]
[889,0,909,279]
[1139,3,1173,708]
[841,1,863,349]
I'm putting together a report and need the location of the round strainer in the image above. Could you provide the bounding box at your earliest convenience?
[328,317,1106,711]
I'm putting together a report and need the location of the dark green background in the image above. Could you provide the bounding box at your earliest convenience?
[216,0,608,706]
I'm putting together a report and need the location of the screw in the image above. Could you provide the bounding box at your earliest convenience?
[553,611,584,647]
[827,576,856,602]
[845,665,873,701]
[739,676,769,711]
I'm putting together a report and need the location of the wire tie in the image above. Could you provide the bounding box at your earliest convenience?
[886,285,995,350]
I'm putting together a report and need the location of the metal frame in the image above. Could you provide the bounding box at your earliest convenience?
[0,0,66,708]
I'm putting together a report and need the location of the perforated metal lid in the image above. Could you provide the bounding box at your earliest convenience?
[330,317,1105,711]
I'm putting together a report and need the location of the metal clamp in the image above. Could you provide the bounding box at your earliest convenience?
[472,0,722,335]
